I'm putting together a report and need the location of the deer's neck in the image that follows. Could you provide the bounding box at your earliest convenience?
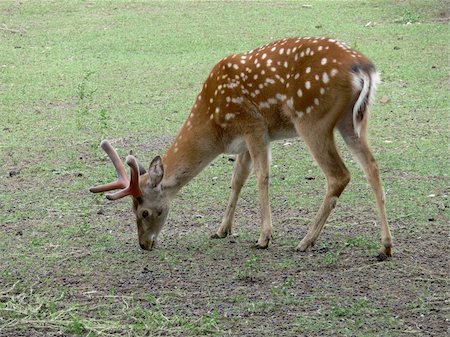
[161,112,221,196]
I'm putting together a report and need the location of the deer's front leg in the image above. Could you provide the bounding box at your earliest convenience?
[213,151,252,238]
[246,137,272,249]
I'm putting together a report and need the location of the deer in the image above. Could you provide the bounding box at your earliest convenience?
[90,37,393,260]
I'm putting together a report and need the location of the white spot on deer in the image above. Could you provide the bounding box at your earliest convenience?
[306,106,312,114]
[226,96,231,102]
[330,68,338,77]
[262,53,267,59]
[231,97,244,104]
[227,63,232,68]
[315,74,319,81]
[210,114,214,120]
[310,51,315,56]
[198,95,202,101]
[276,93,287,101]
[271,66,277,72]
[253,74,258,80]
[294,73,300,80]
[268,98,277,105]
[322,72,330,84]
[294,54,299,61]
[318,46,323,51]
[297,89,303,97]
[300,51,305,57]
[320,87,325,95]
[254,89,260,95]
[314,98,320,106]
[266,78,275,84]
[296,111,304,118]
[305,81,311,89]
[266,59,273,67]
[209,98,213,103]
[233,64,239,70]
[261,69,266,75]
[225,113,235,121]
[321,58,327,65]
[258,83,264,90]
[279,48,284,55]
[286,97,294,109]
[215,107,220,114]
[284,61,289,68]
[332,59,337,63]
[240,59,246,64]
[306,48,311,55]
[259,102,270,109]
[286,48,291,55]
[306,67,311,73]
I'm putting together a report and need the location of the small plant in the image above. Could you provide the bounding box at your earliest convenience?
[75,71,109,133]
[400,8,420,24]
[75,71,96,129]
[271,275,295,296]
[322,250,340,265]
[235,255,262,281]
[65,319,86,335]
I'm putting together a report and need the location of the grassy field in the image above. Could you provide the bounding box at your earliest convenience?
[1,1,449,336]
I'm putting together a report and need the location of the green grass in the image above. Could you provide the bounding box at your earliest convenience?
[1,1,448,336]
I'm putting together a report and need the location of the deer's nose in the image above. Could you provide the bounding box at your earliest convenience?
[139,242,147,250]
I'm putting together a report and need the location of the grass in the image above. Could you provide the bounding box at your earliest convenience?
[1,0,449,336]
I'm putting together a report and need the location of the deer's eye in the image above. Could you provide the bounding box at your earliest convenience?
[156,209,163,217]
[142,210,149,218]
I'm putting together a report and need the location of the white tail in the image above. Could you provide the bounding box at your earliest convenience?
[91,37,392,259]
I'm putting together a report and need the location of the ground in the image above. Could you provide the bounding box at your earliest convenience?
[0,1,449,336]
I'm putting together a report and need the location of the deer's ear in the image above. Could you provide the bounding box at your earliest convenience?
[148,156,164,188]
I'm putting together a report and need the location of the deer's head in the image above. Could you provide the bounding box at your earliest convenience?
[90,140,169,250]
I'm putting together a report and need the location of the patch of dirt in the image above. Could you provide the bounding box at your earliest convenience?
[2,136,448,336]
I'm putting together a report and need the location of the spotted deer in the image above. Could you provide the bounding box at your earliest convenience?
[90,37,393,259]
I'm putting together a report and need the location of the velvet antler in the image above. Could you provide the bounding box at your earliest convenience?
[90,140,143,200]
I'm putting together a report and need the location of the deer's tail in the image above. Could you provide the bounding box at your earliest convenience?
[351,64,380,137]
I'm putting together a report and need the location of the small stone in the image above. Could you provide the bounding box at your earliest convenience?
[380,95,390,104]
[9,170,19,177]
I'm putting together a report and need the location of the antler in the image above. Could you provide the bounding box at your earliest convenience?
[90,140,143,200]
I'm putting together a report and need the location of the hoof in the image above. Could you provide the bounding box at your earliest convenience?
[383,246,392,257]
[376,252,389,261]
[211,233,227,239]
[376,246,392,261]
[253,242,270,249]
[295,239,314,252]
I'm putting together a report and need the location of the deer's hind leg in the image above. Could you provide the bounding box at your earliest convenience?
[213,150,252,238]
[338,116,393,259]
[294,124,351,252]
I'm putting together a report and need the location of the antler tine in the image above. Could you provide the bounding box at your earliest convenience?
[105,155,143,200]
[89,140,129,194]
